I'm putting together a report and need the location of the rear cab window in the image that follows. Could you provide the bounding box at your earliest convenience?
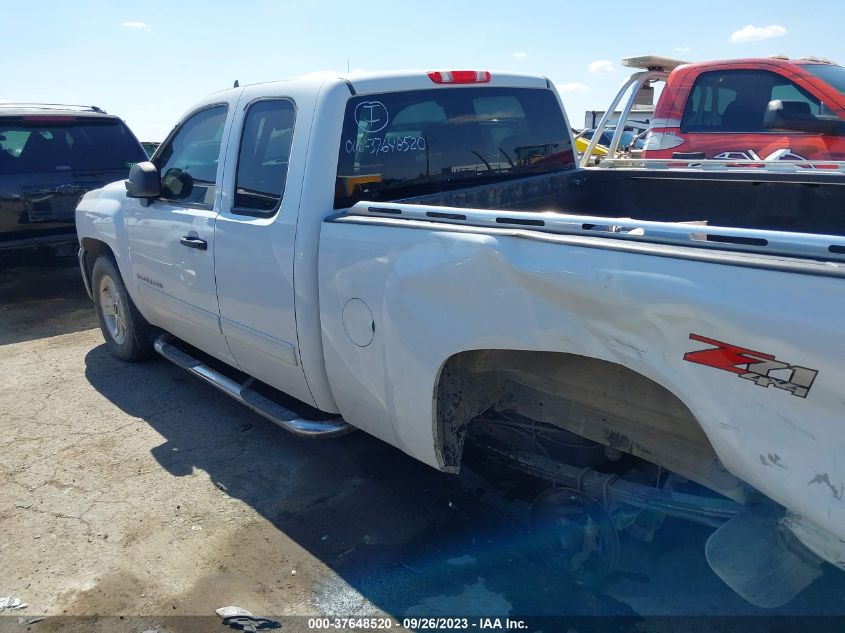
[0,116,145,174]
[335,87,574,208]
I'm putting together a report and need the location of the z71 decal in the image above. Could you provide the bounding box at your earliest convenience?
[683,334,818,398]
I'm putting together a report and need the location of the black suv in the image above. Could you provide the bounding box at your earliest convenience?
[0,104,147,267]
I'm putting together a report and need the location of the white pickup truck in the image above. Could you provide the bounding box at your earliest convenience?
[75,69,845,606]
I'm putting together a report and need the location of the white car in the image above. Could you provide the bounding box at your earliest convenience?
[75,69,845,606]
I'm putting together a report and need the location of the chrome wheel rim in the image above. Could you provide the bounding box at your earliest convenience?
[98,274,127,345]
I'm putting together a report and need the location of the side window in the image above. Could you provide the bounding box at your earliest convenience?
[770,83,822,115]
[155,105,228,207]
[681,70,829,133]
[233,99,296,215]
[0,130,32,157]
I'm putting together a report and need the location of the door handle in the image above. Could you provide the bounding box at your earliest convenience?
[179,236,208,250]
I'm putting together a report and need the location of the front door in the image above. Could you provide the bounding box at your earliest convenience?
[214,90,316,406]
[126,104,235,363]
[680,68,845,160]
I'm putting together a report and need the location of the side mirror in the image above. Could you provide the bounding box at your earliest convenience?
[160,168,194,200]
[125,162,161,198]
[763,99,841,134]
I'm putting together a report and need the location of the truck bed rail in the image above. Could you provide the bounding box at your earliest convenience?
[341,202,845,266]
[596,157,845,174]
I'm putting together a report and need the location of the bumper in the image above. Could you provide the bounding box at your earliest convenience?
[0,234,77,268]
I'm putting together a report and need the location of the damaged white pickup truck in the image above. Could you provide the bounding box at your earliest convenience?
[75,69,845,606]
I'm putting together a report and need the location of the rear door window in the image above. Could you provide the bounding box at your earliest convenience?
[335,87,573,208]
[233,99,296,216]
[0,117,145,174]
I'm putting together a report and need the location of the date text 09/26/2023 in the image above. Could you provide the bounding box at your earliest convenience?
[307,616,529,630]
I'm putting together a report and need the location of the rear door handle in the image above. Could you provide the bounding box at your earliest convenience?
[179,236,208,250]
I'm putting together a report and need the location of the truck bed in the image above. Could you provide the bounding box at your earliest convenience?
[320,173,845,572]
[403,168,845,237]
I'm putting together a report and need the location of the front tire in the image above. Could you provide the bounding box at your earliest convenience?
[91,255,156,361]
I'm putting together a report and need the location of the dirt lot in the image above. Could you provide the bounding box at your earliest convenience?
[1,264,844,631]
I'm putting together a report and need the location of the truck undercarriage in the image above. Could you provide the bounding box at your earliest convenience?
[435,349,832,607]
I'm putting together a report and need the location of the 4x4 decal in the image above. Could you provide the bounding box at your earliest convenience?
[683,334,818,398]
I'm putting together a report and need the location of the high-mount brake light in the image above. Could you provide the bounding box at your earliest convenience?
[427,70,491,84]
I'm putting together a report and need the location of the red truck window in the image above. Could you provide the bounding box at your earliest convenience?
[680,69,838,134]
[803,63,845,97]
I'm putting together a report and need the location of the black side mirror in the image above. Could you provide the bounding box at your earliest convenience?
[763,99,841,134]
[160,168,194,200]
[125,162,161,199]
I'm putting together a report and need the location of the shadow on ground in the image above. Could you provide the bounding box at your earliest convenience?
[0,262,96,345]
[82,345,845,619]
[4,264,843,618]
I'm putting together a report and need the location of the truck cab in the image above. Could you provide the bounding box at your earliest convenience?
[643,57,845,160]
[76,70,575,414]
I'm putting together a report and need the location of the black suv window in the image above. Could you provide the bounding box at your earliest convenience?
[0,116,145,174]
[681,69,840,133]
[233,99,296,215]
[155,105,228,207]
[335,87,573,208]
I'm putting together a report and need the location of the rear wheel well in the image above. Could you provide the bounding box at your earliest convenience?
[434,349,742,498]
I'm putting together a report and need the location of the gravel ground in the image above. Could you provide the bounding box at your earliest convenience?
[0,264,843,632]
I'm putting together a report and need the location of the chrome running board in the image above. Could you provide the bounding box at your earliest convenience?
[154,334,353,438]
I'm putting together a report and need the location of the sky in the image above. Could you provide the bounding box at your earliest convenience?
[3,0,845,140]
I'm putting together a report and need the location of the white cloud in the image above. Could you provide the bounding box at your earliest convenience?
[556,82,590,93]
[587,60,614,75]
[674,46,691,53]
[730,24,787,43]
[121,21,149,30]
[513,51,528,59]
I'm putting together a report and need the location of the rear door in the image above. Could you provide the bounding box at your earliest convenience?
[214,87,317,406]
[125,104,235,362]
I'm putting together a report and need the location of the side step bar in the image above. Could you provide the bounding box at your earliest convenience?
[154,334,353,438]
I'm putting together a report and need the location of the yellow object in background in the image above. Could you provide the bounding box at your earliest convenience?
[575,136,609,156]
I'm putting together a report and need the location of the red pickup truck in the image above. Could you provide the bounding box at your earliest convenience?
[642,56,845,161]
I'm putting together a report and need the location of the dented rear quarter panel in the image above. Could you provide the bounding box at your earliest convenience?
[318,219,845,540]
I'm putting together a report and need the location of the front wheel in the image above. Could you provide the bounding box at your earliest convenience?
[91,255,157,361]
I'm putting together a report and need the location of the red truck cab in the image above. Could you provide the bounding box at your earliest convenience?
[643,57,845,160]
